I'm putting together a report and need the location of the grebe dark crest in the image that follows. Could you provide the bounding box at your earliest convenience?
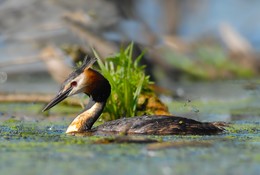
[43,57,223,135]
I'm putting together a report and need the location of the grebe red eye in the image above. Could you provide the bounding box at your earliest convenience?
[71,81,77,87]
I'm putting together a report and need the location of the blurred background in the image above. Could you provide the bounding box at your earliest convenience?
[1,0,260,122]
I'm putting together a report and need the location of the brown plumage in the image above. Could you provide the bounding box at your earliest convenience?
[92,115,223,135]
[43,57,224,135]
[84,68,111,103]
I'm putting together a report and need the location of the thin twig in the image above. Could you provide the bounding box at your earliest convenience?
[0,93,80,106]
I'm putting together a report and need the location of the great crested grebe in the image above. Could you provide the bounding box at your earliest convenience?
[42,57,223,135]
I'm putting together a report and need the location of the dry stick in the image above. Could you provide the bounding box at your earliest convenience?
[0,46,72,84]
[220,23,253,55]
[0,55,42,68]
[40,46,73,83]
[219,23,258,71]
[0,93,80,106]
[63,14,118,58]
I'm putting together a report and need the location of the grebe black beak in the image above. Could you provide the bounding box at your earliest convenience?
[42,86,73,112]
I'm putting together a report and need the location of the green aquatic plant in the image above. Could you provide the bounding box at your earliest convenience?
[94,43,153,121]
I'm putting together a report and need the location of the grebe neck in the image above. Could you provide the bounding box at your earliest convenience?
[66,98,107,134]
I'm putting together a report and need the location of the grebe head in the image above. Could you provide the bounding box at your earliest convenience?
[42,56,111,112]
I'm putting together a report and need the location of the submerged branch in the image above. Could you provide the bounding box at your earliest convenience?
[0,93,80,106]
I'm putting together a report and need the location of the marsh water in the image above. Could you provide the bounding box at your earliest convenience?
[1,1,260,174]
[0,75,259,175]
